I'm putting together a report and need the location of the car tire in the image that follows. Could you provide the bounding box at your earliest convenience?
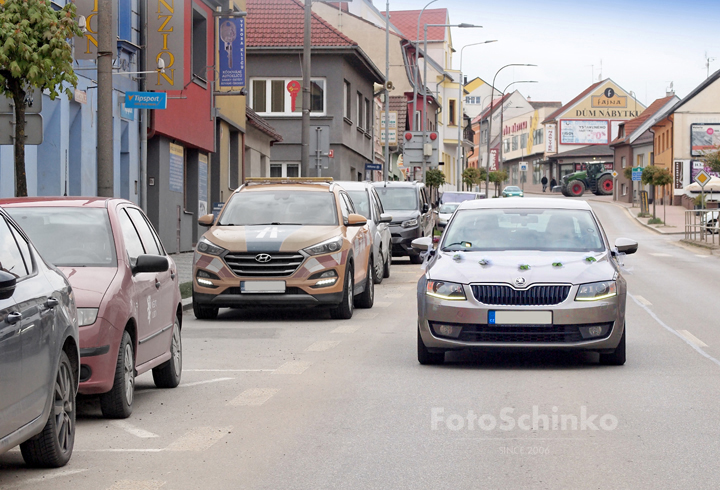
[20,350,76,468]
[383,248,391,279]
[152,317,182,388]
[599,326,626,366]
[330,267,354,320]
[568,180,586,197]
[373,249,384,284]
[355,257,374,309]
[193,296,218,320]
[417,328,444,365]
[410,253,423,264]
[100,331,134,419]
[597,175,613,195]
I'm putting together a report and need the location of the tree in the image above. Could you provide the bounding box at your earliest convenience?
[489,170,508,197]
[462,167,486,190]
[653,167,673,224]
[700,145,720,174]
[641,166,660,218]
[0,0,81,197]
[623,166,633,181]
[425,168,445,204]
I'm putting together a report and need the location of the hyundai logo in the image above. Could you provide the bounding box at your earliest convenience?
[255,253,272,263]
[514,277,526,287]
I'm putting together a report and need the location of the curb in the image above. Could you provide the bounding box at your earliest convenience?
[587,198,686,235]
[182,297,192,312]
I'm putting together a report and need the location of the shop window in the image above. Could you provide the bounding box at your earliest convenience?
[512,136,518,151]
[521,133,528,149]
[250,78,326,115]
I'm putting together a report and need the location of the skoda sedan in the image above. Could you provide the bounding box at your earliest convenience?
[412,198,637,365]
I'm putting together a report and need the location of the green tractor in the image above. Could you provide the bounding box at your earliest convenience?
[560,162,614,197]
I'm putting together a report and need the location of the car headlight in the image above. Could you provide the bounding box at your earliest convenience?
[77,308,99,327]
[401,218,418,228]
[197,237,226,256]
[426,280,466,301]
[575,281,617,301]
[303,236,343,256]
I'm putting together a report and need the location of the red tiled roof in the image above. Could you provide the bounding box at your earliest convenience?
[542,80,604,124]
[381,9,448,42]
[609,96,675,146]
[246,107,283,142]
[247,0,356,48]
[472,93,512,124]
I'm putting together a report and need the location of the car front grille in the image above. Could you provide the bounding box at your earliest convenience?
[430,322,613,343]
[471,284,571,306]
[221,287,306,295]
[223,253,304,277]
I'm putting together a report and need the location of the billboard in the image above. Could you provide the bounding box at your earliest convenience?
[73,0,118,60]
[148,0,185,90]
[218,18,246,87]
[560,120,609,145]
[545,123,557,154]
[691,124,720,156]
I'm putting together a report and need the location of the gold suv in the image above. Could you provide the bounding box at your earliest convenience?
[192,178,375,320]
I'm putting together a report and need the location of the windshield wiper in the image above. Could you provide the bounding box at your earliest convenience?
[442,241,473,251]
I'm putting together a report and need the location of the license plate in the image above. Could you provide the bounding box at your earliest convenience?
[240,281,286,293]
[488,310,552,325]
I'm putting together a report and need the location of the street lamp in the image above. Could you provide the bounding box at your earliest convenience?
[412,0,438,136]
[483,63,536,195]
[455,40,497,190]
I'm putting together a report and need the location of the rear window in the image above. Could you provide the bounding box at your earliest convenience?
[375,187,418,211]
[219,190,338,226]
[441,192,477,204]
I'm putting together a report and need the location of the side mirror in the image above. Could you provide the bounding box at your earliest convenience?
[347,213,367,227]
[198,214,215,227]
[379,213,392,224]
[411,236,432,252]
[422,203,430,214]
[614,238,638,255]
[133,254,169,275]
[0,270,17,300]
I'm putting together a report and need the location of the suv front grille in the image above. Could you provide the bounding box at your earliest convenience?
[471,284,571,306]
[223,252,304,277]
[456,324,584,343]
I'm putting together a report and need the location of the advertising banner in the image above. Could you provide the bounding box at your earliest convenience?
[198,154,208,216]
[691,124,720,156]
[73,0,118,60]
[381,111,398,145]
[560,120,609,145]
[545,123,557,154]
[691,160,720,181]
[218,18,246,87]
[169,143,184,193]
[148,0,185,90]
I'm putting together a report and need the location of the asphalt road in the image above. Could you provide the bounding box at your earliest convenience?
[2,199,720,489]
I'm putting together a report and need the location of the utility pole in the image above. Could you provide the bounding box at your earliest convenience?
[302,0,312,175]
[97,0,114,197]
[383,0,390,182]
[139,0,148,210]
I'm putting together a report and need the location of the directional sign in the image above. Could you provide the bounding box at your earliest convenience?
[695,170,711,187]
[0,114,43,145]
[632,167,643,182]
[125,92,167,110]
[365,163,382,171]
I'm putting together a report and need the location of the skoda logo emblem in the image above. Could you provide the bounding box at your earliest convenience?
[514,277,526,287]
[255,253,272,263]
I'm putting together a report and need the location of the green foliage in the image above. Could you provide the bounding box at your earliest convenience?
[648,218,663,225]
[623,166,633,180]
[180,281,192,300]
[653,167,673,187]
[700,146,720,174]
[489,170,508,183]
[462,167,486,188]
[641,165,659,186]
[425,168,446,191]
[0,0,82,100]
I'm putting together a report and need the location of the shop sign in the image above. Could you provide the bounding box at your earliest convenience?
[560,120,609,145]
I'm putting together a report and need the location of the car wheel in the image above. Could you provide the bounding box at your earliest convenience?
[597,175,613,195]
[599,326,626,366]
[410,253,423,264]
[20,351,76,468]
[100,331,134,419]
[374,249,384,284]
[193,296,218,320]
[152,316,182,388]
[568,180,586,197]
[330,267,354,320]
[417,328,444,365]
[383,248,391,278]
[355,257,374,309]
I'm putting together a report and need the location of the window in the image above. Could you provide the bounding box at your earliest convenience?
[344,80,351,119]
[448,99,457,126]
[127,208,162,256]
[250,78,326,115]
[347,190,370,219]
[512,136,518,151]
[192,8,207,83]
[503,138,510,153]
[621,156,626,168]
[622,183,627,196]
[637,154,644,167]
[364,98,371,131]
[219,191,338,226]
[533,128,544,146]
[521,133,528,149]
[357,92,364,130]
[269,162,300,178]
[118,209,145,261]
[0,218,29,278]
[338,193,351,221]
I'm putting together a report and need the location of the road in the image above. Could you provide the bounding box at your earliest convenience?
[2,199,720,489]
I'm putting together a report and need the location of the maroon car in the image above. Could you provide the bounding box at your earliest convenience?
[2,198,183,419]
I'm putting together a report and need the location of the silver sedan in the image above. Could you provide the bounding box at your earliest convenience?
[412,198,637,365]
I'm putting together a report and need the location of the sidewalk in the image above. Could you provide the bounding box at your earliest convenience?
[169,251,194,285]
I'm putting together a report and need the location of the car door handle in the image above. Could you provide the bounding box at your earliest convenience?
[170,271,176,280]
[45,298,59,309]
[155,280,161,289]
[7,312,22,325]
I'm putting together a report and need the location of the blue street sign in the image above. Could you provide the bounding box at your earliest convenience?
[365,163,382,171]
[632,167,643,182]
[125,92,167,110]
[218,18,246,87]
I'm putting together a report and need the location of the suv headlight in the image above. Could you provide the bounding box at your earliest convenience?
[426,280,466,301]
[575,281,617,301]
[197,237,226,256]
[401,218,418,228]
[77,308,99,327]
[303,236,343,256]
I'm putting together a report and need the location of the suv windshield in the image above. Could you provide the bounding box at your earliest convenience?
[219,190,338,226]
[347,190,371,219]
[7,207,117,267]
[375,187,417,211]
[439,203,459,214]
[443,208,604,252]
[441,192,476,203]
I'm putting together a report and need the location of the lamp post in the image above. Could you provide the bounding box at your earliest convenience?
[383,0,390,182]
[456,40,497,190]
[412,0,438,136]
[484,63,536,195]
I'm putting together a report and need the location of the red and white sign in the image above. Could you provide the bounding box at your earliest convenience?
[545,123,556,154]
[328,149,334,158]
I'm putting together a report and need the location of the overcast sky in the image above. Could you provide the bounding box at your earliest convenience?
[382,0,720,106]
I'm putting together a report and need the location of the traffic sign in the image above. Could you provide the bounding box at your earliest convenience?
[632,167,643,182]
[125,92,167,110]
[695,170,711,187]
[611,170,618,178]
[365,163,382,171]
[519,162,528,172]
[0,114,43,145]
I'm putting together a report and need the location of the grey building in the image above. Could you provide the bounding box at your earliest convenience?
[246,0,384,180]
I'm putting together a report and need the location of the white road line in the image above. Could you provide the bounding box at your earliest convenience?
[331,324,362,334]
[678,330,709,348]
[76,449,164,453]
[373,301,392,307]
[184,369,275,372]
[179,377,234,388]
[306,340,341,352]
[111,420,160,439]
[649,253,673,257]
[229,388,279,406]
[696,254,710,257]
[352,311,379,320]
[633,295,652,306]
[4,469,88,488]
[383,293,405,298]
[273,360,311,375]
[629,292,720,368]
[106,480,166,490]
[165,426,233,452]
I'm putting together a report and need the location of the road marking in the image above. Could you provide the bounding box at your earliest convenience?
[352,311,378,320]
[165,426,233,452]
[633,295,652,306]
[229,388,279,406]
[106,480,166,490]
[111,420,160,439]
[331,324,362,334]
[76,448,164,453]
[4,469,88,488]
[306,340,341,351]
[274,360,311,375]
[649,253,673,257]
[373,301,392,307]
[383,293,405,298]
[185,369,275,372]
[696,254,709,257]
[179,377,234,388]
[678,330,709,347]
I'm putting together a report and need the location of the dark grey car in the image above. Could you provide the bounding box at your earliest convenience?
[0,207,79,467]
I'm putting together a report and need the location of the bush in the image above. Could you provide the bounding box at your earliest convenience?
[648,218,663,225]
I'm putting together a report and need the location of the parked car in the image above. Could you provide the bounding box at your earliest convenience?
[0,206,79,467]
[192,178,374,320]
[372,181,434,264]
[434,202,460,232]
[502,185,524,198]
[4,199,183,419]
[412,198,637,366]
[338,181,393,283]
[440,191,485,204]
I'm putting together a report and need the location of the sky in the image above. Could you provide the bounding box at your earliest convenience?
[381,0,720,106]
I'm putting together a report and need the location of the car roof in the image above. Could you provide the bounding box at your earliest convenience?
[457,197,593,211]
[0,197,126,208]
[372,181,424,188]
[335,181,372,191]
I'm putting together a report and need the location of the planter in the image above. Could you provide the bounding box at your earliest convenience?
[707,201,719,209]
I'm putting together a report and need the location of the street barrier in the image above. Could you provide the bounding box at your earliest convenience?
[684,209,720,247]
